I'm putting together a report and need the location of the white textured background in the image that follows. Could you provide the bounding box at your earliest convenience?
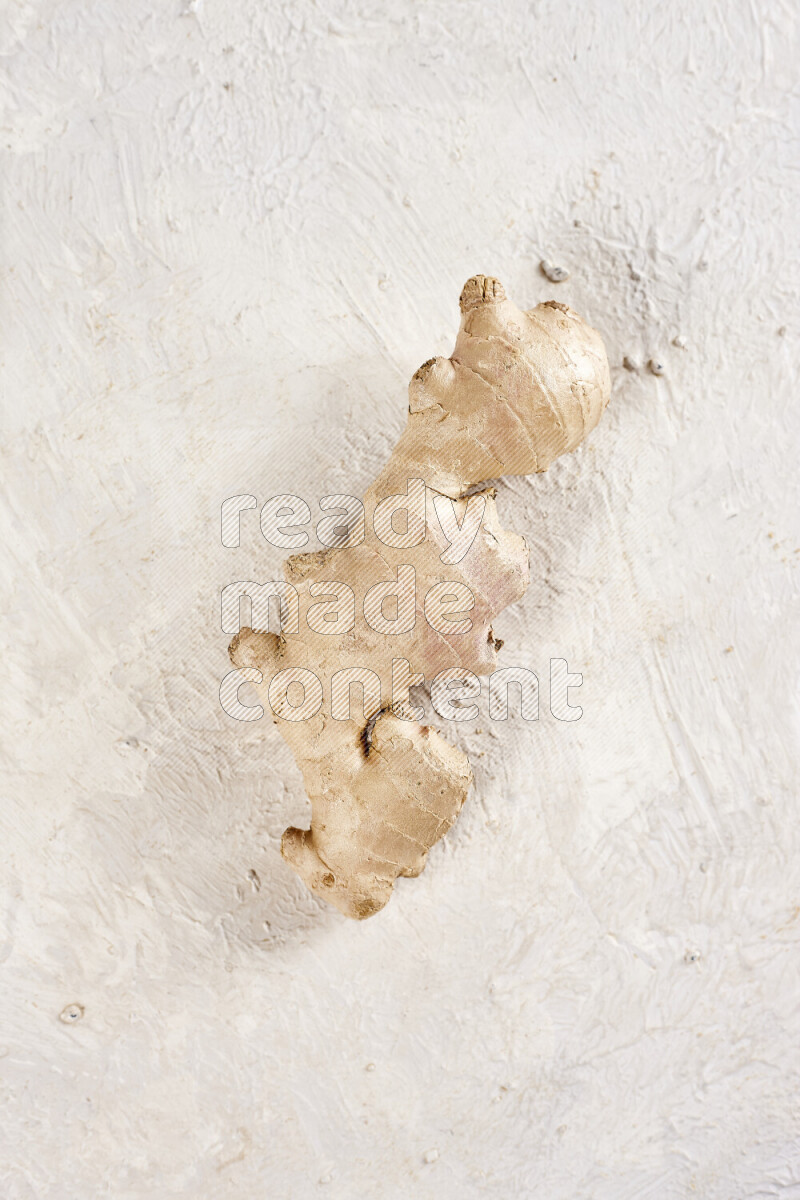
[2,1,799,1197]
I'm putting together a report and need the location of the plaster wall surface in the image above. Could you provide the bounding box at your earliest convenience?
[1,1,798,1196]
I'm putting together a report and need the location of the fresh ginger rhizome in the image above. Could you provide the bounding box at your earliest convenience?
[225,276,610,918]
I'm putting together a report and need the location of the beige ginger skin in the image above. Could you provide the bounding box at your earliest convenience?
[230,275,611,919]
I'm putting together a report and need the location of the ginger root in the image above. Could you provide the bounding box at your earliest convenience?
[230,275,610,919]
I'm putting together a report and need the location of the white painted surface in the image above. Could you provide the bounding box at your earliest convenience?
[2,1,798,1196]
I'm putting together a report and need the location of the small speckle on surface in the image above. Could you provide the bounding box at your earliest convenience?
[684,950,701,964]
[365,1062,376,1071]
[648,358,665,375]
[59,1004,84,1024]
[622,355,639,371]
[672,334,688,349]
[423,1148,439,1164]
[540,259,570,283]
[318,1170,333,1185]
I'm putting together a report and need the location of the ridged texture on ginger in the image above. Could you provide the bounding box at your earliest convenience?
[230,276,610,918]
